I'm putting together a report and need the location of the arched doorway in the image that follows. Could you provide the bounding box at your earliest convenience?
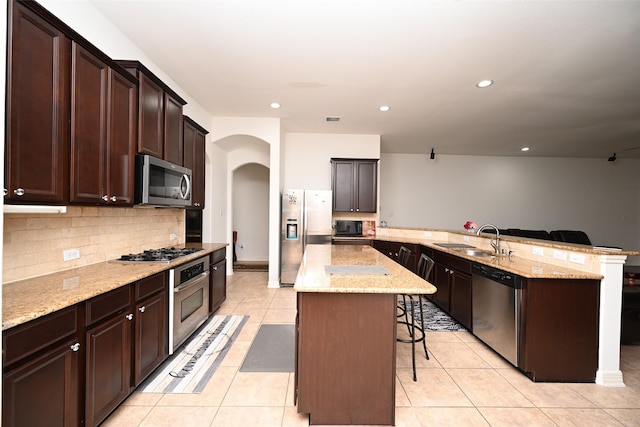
[232,163,269,270]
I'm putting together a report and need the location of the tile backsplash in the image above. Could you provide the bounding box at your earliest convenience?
[3,206,185,283]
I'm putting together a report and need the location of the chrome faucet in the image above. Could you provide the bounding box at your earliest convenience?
[476,224,500,255]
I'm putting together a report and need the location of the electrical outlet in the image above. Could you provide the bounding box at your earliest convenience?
[170,233,177,240]
[553,250,567,261]
[463,236,470,242]
[423,231,432,237]
[532,246,544,256]
[63,248,80,261]
[569,253,585,264]
[378,229,388,235]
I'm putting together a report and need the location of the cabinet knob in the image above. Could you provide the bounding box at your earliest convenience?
[350,209,354,212]
[13,188,25,196]
[70,342,80,352]
[194,202,200,207]
[102,195,109,202]
[450,270,454,275]
[110,195,117,202]
[139,306,146,313]
[125,313,134,321]
[213,266,217,271]
[3,188,7,196]
[356,209,360,212]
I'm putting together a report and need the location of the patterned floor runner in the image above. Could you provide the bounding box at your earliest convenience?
[138,315,248,394]
[401,299,467,331]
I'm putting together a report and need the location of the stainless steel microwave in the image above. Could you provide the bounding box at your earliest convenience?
[135,154,192,207]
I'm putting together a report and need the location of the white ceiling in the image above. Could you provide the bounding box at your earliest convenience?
[89,0,640,158]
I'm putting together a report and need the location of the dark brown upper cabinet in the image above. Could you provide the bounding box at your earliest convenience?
[331,158,378,213]
[116,60,187,164]
[5,1,71,204]
[183,116,209,209]
[70,43,137,205]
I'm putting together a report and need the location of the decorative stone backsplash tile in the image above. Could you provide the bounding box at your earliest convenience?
[3,206,185,283]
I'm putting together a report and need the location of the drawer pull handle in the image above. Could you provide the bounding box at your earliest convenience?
[14,188,25,196]
[70,343,80,352]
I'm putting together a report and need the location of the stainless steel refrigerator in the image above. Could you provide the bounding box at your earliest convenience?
[280,189,332,285]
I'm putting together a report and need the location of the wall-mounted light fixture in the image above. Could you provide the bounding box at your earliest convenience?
[430,148,435,160]
[608,153,617,162]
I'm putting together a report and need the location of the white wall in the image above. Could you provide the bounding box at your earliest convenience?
[380,153,640,259]
[283,133,380,189]
[202,142,228,243]
[233,164,270,261]
[208,117,281,286]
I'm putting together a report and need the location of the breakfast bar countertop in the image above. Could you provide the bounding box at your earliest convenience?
[294,244,437,294]
[2,243,228,331]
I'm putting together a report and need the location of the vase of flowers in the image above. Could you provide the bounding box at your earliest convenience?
[463,221,477,233]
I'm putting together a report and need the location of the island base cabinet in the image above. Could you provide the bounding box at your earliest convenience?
[2,337,80,427]
[519,278,600,382]
[296,292,396,426]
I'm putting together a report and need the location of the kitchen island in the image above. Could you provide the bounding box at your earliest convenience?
[294,244,436,426]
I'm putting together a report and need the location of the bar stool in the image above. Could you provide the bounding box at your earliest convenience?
[397,251,434,381]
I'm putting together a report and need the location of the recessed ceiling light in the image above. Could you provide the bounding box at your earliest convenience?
[476,80,493,88]
[270,102,281,109]
[379,105,390,112]
[521,147,530,152]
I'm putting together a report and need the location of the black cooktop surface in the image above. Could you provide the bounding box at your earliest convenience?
[117,247,202,263]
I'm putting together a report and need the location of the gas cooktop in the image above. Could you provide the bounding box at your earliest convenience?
[115,247,203,263]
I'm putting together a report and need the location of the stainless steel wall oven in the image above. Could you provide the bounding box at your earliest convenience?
[169,256,210,354]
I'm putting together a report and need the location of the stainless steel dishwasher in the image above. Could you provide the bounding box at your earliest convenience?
[471,263,523,366]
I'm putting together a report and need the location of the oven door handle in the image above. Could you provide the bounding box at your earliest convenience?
[174,271,210,293]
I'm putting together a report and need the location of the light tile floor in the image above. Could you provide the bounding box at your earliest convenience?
[104,272,640,427]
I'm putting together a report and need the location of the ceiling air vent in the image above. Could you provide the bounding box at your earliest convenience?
[325,116,340,122]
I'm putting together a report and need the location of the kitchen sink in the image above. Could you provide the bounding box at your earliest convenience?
[454,249,496,258]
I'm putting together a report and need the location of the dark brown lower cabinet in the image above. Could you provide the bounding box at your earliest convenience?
[2,305,80,427]
[519,278,600,382]
[3,271,171,426]
[85,272,167,426]
[209,248,228,314]
[134,291,167,385]
[296,292,396,426]
[3,337,80,427]
[431,250,472,329]
[85,311,132,427]
[431,261,452,311]
[449,269,472,330]
[210,259,227,314]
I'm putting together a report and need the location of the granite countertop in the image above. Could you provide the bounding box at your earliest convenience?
[294,244,437,294]
[2,243,228,331]
[374,227,640,256]
[386,237,604,279]
[337,233,609,280]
